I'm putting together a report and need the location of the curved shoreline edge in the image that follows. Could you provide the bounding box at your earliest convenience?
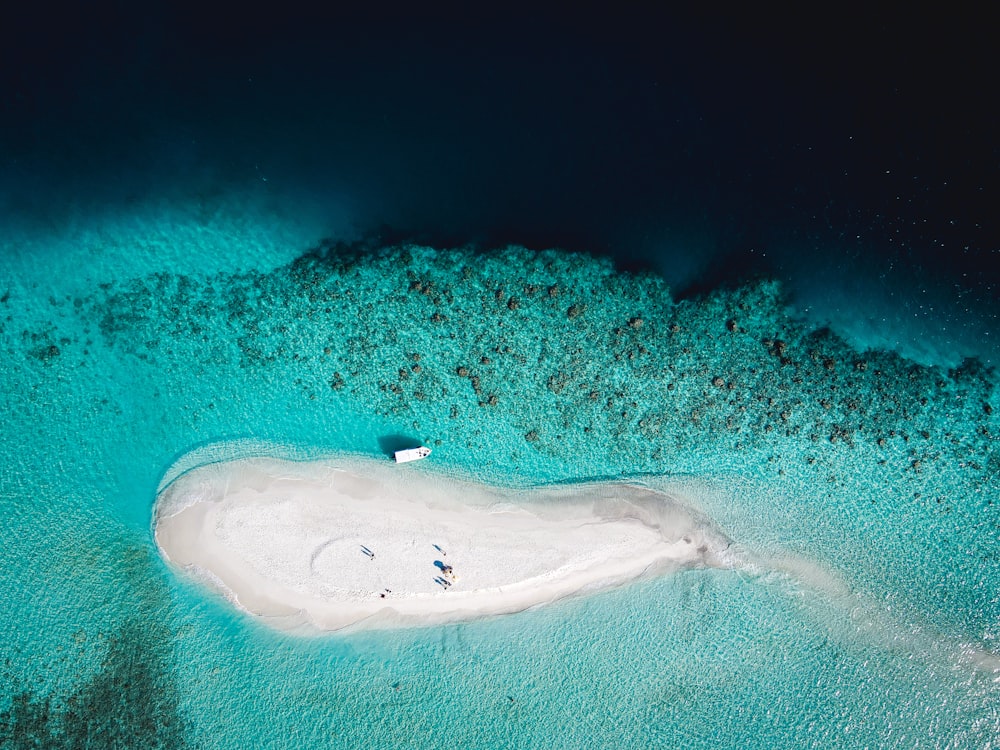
[153,454,737,633]
[152,452,1000,678]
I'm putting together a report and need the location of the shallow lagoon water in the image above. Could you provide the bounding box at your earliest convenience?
[1,198,997,748]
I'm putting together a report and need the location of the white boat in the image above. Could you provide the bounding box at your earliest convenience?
[394,446,432,463]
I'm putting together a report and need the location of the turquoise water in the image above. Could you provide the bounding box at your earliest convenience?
[1,199,998,748]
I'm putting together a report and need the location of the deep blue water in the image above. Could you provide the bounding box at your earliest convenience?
[1,6,997,748]
[3,6,996,366]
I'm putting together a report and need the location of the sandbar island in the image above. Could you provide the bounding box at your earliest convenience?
[153,456,732,632]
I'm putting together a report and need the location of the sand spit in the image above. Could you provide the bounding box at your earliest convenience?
[153,456,735,632]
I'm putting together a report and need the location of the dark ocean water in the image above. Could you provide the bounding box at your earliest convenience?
[2,5,996,365]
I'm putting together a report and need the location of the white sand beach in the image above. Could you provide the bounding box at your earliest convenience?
[153,456,734,632]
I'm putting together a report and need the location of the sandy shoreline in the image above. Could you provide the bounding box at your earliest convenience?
[154,456,734,632]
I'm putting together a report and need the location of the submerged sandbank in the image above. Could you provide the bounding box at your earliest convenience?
[153,456,735,632]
